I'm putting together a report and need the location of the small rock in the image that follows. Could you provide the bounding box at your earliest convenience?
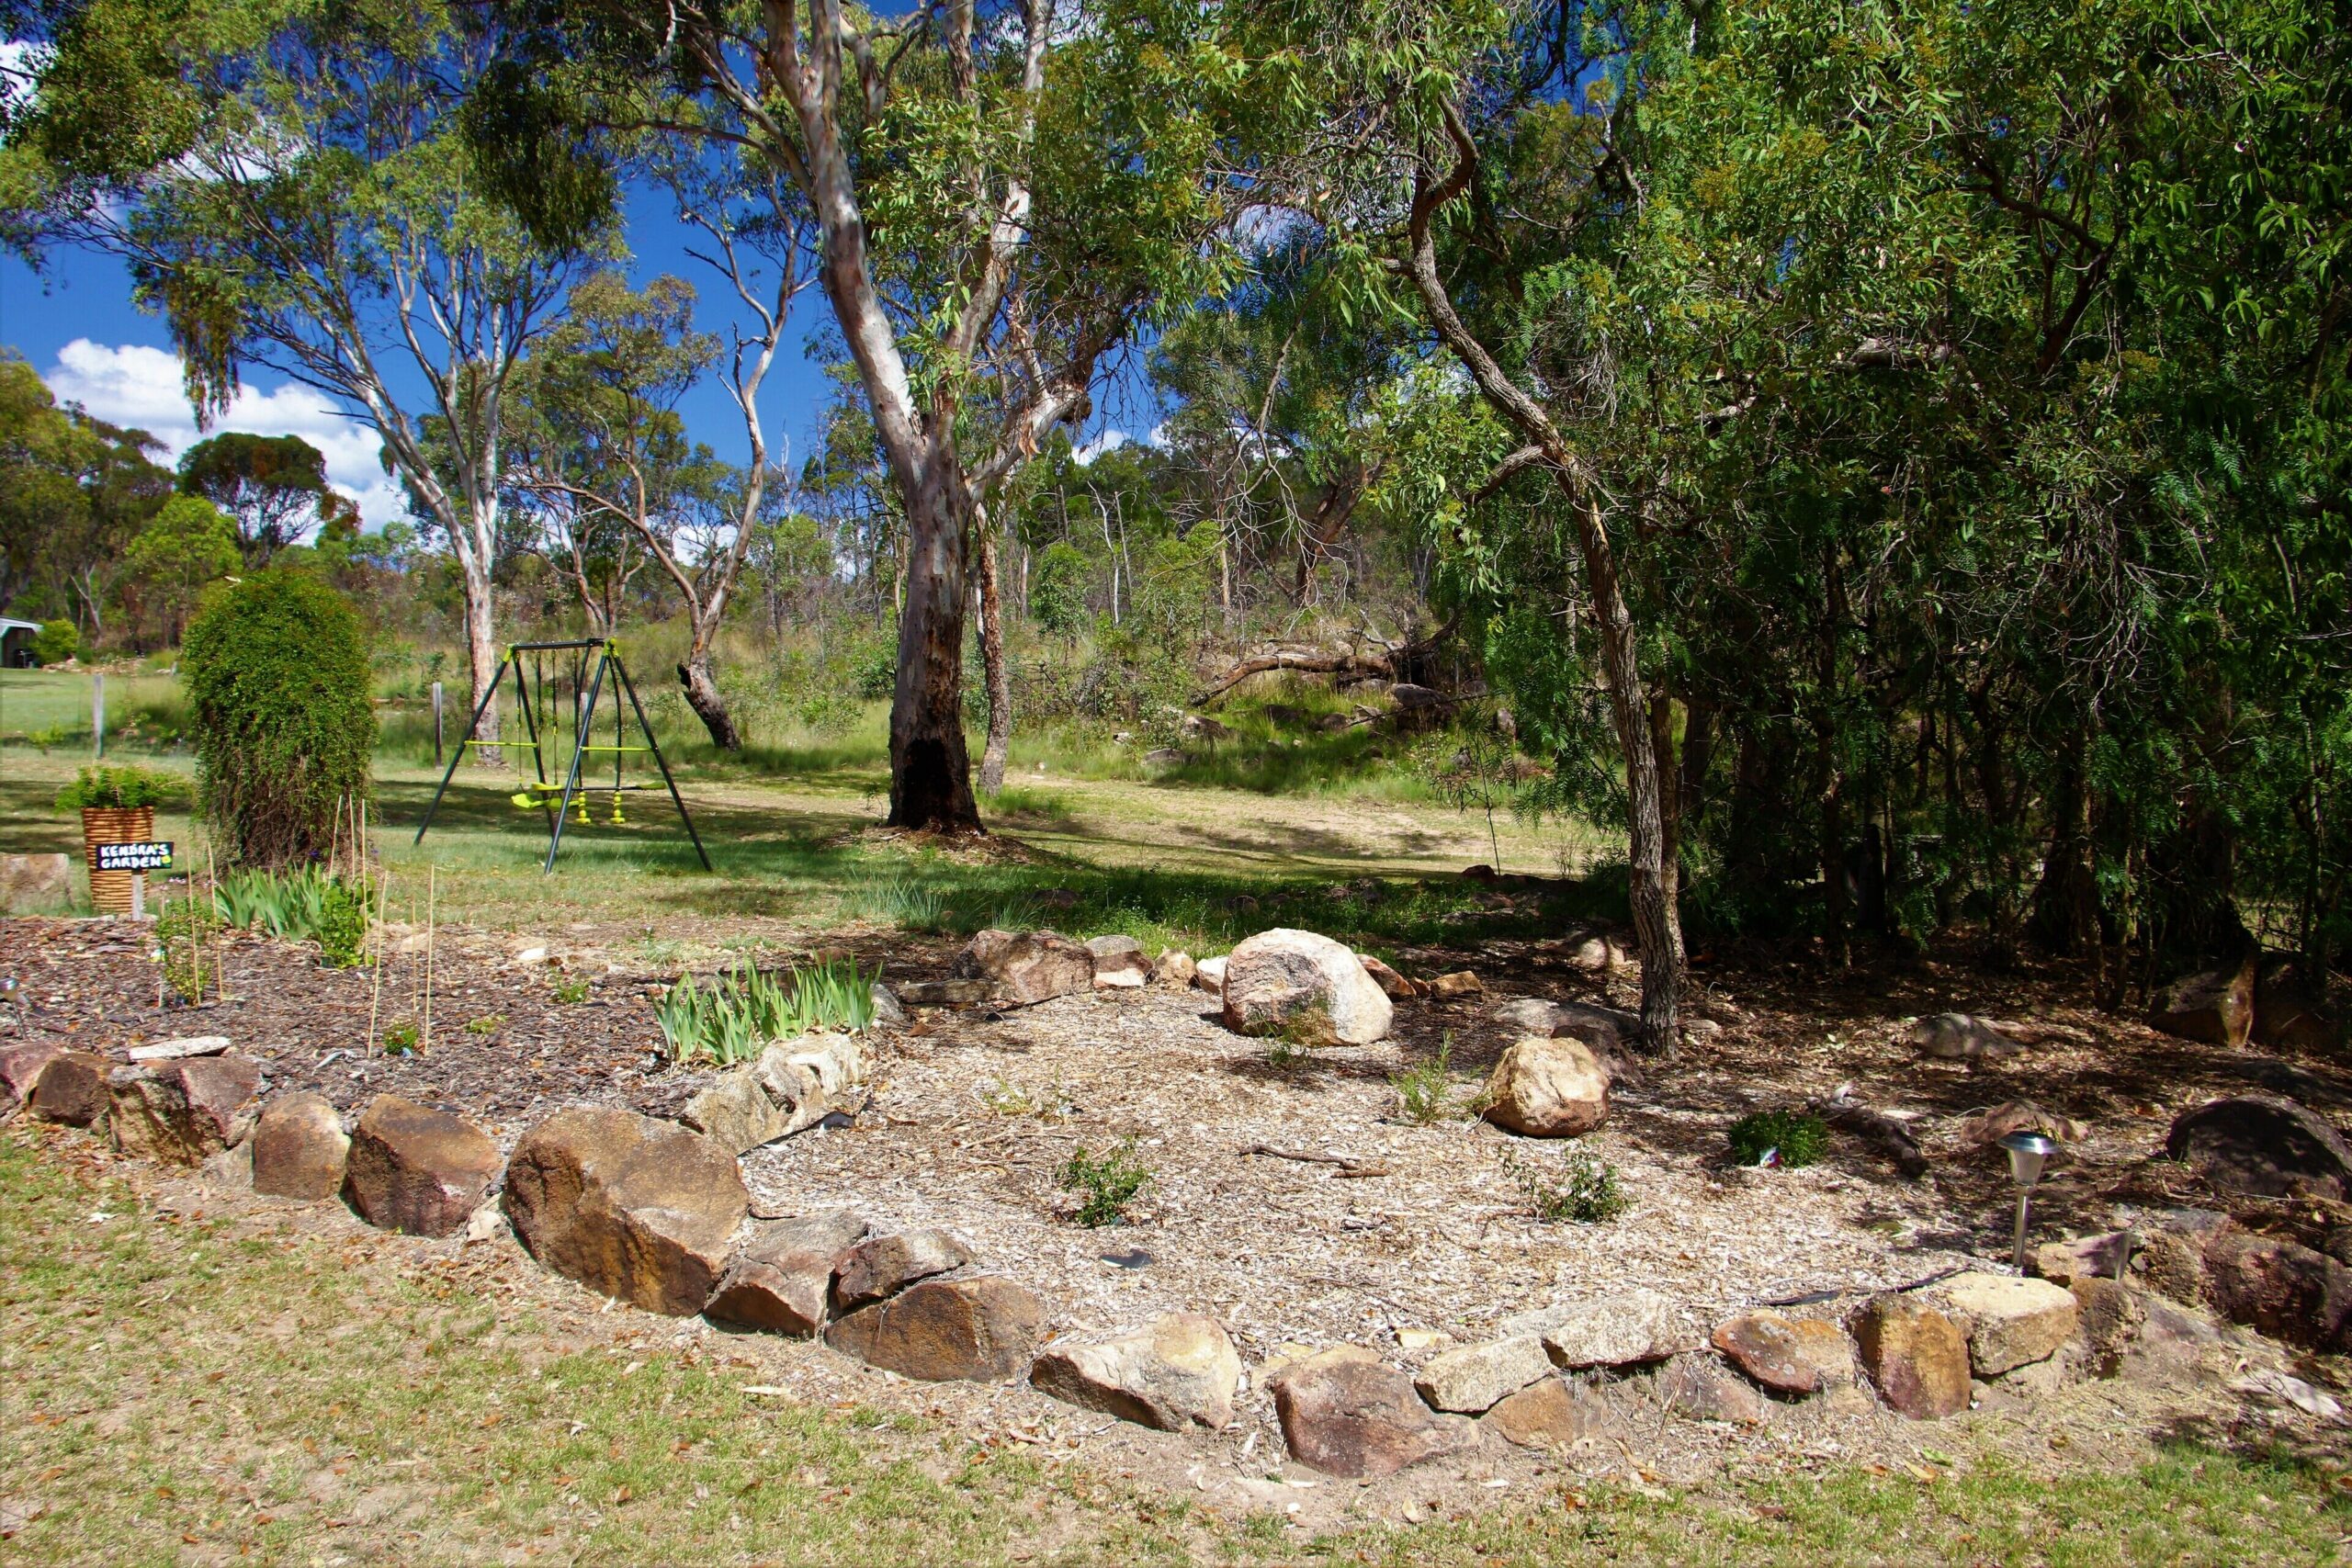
[2031,1232,2132,1286]
[1682,1018,1724,1043]
[1955,1100,2086,1148]
[503,1106,748,1314]
[1358,954,1416,1000]
[28,1051,111,1127]
[513,945,551,966]
[1268,1349,1478,1478]
[2165,1093,2352,1199]
[125,1035,231,1064]
[897,979,991,1008]
[1480,1036,1609,1138]
[680,1033,865,1155]
[1411,1336,1552,1413]
[200,1138,254,1190]
[1030,1313,1242,1430]
[1193,955,1227,996]
[1850,1295,1970,1419]
[1507,1288,1688,1368]
[1710,1312,1854,1394]
[2228,1369,2344,1419]
[1905,1013,2029,1060]
[345,1095,502,1238]
[679,1070,793,1155]
[1220,929,1393,1044]
[2137,1220,2215,1304]
[1152,951,1196,987]
[2148,958,2257,1046]
[707,1210,869,1336]
[2070,1276,2143,1376]
[2254,957,2338,1050]
[2199,1230,2352,1350]
[1481,1376,1600,1449]
[1425,970,1481,999]
[1933,1272,2080,1376]
[832,1228,973,1312]
[1393,1327,1452,1352]
[954,930,1095,1006]
[868,983,907,1027]
[109,1055,262,1166]
[1492,997,1560,1035]
[0,1041,68,1111]
[1085,936,1150,989]
[822,1275,1046,1381]
[1655,1353,1770,1425]
[250,1093,350,1201]
[0,851,72,911]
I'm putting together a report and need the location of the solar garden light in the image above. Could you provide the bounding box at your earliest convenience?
[1997,1131,2059,1270]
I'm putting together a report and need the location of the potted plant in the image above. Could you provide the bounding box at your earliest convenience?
[55,765,187,915]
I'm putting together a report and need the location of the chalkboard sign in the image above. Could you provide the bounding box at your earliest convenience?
[94,840,174,873]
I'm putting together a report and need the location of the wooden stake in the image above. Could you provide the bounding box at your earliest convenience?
[423,863,436,1053]
[207,841,224,1004]
[366,866,390,1055]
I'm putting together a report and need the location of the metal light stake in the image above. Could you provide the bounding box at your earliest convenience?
[1998,1131,2058,1270]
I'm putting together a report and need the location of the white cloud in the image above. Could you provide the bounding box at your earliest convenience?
[1071,428,1129,467]
[42,339,409,527]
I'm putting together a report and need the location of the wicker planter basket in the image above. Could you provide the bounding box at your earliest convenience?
[80,805,156,915]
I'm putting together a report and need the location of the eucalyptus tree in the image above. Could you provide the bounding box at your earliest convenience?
[177,432,345,567]
[475,0,1312,830]
[1,0,605,751]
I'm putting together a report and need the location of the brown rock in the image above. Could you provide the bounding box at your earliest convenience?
[2255,957,2338,1049]
[1480,1035,1609,1138]
[503,1107,748,1315]
[1425,970,1481,999]
[1267,1350,1477,1478]
[2137,1223,2213,1304]
[706,1210,868,1336]
[28,1051,111,1127]
[1411,1335,1552,1413]
[250,1093,350,1201]
[1482,1377,1600,1450]
[823,1275,1046,1381]
[1656,1353,1770,1425]
[1152,951,1197,987]
[2165,1094,2352,1199]
[1711,1312,1853,1395]
[1357,954,1416,1000]
[345,1095,502,1238]
[2070,1277,2144,1376]
[1085,935,1150,989]
[1850,1295,1970,1419]
[0,852,71,911]
[2200,1231,2352,1350]
[1221,929,1393,1044]
[1933,1272,2079,1375]
[2148,957,2257,1046]
[1029,1313,1242,1430]
[1905,1013,2030,1060]
[953,930,1095,1006]
[831,1228,973,1312]
[2031,1232,2132,1286]
[0,1040,67,1110]
[1507,1287,1691,1368]
[1955,1100,2086,1149]
[897,979,992,1008]
[108,1055,261,1166]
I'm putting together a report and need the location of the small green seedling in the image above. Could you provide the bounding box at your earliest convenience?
[1390,1034,1459,1124]
[382,1021,420,1056]
[1502,1145,1629,1224]
[551,975,592,1005]
[1728,1109,1829,1168]
[464,1014,503,1036]
[1058,1138,1152,1227]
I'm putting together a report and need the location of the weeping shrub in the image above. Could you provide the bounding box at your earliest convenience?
[181,569,375,868]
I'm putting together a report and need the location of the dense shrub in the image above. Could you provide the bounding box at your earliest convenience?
[30,618,77,664]
[181,569,375,867]
[54,763,188,811]
[1727,1109,1829,1168]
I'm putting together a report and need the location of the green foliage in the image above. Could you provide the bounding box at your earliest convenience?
[53,762,187,811]
[1057,1138,1152,1227]
[153,886,220,1005]
[1389,1034,1460,1124]
[380,1021,420,1055]
[29,618,78,664]
[1029,542,1091,640]
[212,865,372,967]
[550,974,592,1005]
[1502,1145,1629,1224]
[843,876,951,933]
[654,959,876,1066]
[176,432,340,566]
[124,494,240,637]
[465,1014,503,1036]
[1728,1111,1830,1170]
[181,570,375,868]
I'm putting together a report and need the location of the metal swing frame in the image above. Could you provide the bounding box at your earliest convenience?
[413,638,712,874]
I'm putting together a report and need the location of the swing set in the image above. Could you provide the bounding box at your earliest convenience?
[413,638,712,874]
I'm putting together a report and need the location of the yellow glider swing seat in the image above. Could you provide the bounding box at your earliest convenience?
[412,638,711,874]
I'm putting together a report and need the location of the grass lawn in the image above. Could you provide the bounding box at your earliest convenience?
[3,1130,2343,1565]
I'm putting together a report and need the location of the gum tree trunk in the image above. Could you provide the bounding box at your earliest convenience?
[888,475,982,832]
[677,649,741,750]
[976,515,1012,795]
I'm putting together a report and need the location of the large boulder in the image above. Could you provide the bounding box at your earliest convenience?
[1411,1336,1553,1414]
[680,1032,864,1155]
[2148,958,2257,1047]
[107,1055,261,1166]
[1267,1348,1476,1478]
[0,1041,68,1111]
[1480,1036,1609,1138]
[344,1096,502,1238]
[250,1093,351,1201]
[2255,957,2338,1050]
[1850,1295,1969,1419]
[1030,1313,1242,1430]
[1905,1013,2029,1060]
[1219,930,1392,1045]
[1932,1273,2079,1376]
[1085,935,1150,989]
[1711,1312,1854,1395]
[2165,1094,2352,1199]
[28,1051,112,1127]
[503,1107,748,1315]
[706,1210,869,1336]
[2200,1231,2352,1350]
[954,930,1095,1006]
[831,1229,973,1313]
[823,1275,1046,1381]
[1506,1288,1690,1369]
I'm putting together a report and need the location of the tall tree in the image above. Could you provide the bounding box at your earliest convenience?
[176,432,348,567]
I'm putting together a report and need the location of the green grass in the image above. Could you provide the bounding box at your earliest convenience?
[4,1131,2345,1565]
[0,666,187,750]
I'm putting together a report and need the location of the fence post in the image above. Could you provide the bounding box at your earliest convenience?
[431,681,445,767]
[92,672,104,759]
